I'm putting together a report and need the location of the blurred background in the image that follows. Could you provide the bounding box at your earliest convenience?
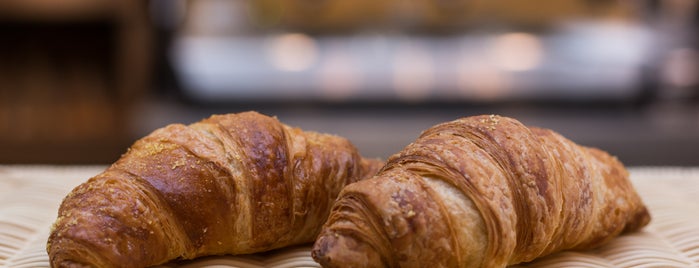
[0,0,698,165]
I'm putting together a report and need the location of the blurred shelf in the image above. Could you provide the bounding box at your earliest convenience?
[0,0,151,164]
[0,0,112,22]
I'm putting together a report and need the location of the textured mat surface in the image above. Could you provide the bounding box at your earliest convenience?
[1,166,698,268]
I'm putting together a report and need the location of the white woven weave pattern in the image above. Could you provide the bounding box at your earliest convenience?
[1,166,698,268]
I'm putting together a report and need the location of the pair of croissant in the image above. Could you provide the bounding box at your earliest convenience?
[48,111,650,267]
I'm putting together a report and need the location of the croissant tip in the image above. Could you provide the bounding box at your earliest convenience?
[312,231,384,268]
[311,233,336,267]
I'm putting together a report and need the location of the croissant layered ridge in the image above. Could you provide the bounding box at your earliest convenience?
[47,111,383,268]
[312,115,650,267]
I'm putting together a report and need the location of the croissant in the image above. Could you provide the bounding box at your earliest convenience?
[47,111,383,268]
[312,115,650,267]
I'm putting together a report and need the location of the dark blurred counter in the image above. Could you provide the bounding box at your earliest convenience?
[130,97,699,166]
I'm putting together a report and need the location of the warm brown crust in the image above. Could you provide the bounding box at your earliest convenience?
[47,111,383,268]
[312,115,650,267]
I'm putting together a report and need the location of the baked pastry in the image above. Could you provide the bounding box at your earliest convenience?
[312,115,650,267]
[47,111,383,267]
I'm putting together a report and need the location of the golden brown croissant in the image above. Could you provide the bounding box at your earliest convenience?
[47,111,383,268]
[312,115,650,267]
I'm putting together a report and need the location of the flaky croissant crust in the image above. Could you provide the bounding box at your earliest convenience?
[48,111,382,268]
[313,115,650,268]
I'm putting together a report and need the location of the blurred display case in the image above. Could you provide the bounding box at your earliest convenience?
[161,0,697,104]
[1,0,697,165]
[143,0,698,166]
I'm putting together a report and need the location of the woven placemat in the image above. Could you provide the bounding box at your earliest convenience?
[1,166,698,268]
